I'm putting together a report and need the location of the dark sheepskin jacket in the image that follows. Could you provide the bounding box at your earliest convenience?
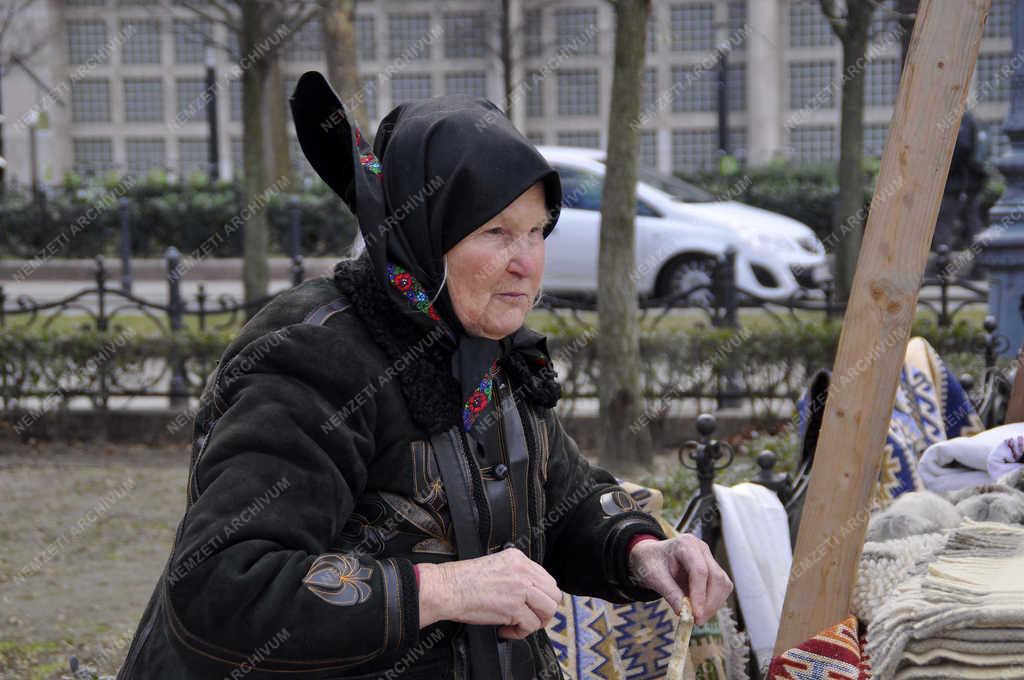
[116,255,666,680]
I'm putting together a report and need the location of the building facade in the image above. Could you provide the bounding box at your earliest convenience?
[0,0,1014,186]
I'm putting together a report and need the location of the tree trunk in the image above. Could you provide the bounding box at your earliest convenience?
[266,56,293,187]
[323,0,371,137]
[833,1,874,303]
[241,4,272,313]
[597,0,651,467]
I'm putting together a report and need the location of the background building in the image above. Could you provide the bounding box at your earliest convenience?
[0,0,1013,185]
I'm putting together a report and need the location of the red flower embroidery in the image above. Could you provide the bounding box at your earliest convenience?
[468,392,488,413]
[394,273,413,291]
[428,307,440,320]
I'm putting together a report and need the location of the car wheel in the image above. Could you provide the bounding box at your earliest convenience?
[656,254,718,306]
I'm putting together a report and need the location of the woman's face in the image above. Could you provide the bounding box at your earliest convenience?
[446,181,549,340]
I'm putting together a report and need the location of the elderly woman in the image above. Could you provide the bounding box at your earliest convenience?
[117,72,731,680]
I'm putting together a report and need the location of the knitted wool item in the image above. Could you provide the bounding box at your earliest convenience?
[865,520,1024,679]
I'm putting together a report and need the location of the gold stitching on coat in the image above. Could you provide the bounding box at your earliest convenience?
[302,554,373,606]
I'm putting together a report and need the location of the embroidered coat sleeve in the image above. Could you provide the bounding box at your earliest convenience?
[538,408,668,604]
[163,324,420,675]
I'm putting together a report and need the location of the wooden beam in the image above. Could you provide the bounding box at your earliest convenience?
[774,0,990,654]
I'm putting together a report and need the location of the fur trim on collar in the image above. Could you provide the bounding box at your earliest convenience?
[331,255,561,435]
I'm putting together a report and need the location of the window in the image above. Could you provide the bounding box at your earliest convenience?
[231,136,244,178]
[121,19,161,64]
[982,120,1009,158]
[868,0,898,41]
[789,125,838,163]
[670,3,714,52]
[789,60,836,110]
[557,164,660,216]
[639,130,657,168]
[728,0,747,51]
[68,19,109,65]
[174,18,211,63]
[557,69,599,115]
[285,18,323,62]
[289,137,315,179]
[866,58,899,106]
[642,67,657,111]
[555,8,598,55]
[646,10,658,53]
[72,138,114,175]
[727,126,747,161]
[788,0,835,47]
[175,77,206,123]
[125,138,167,175]
[391,73,432,104]
[229,78,242,121]
[976,53,1011,102]
[445,72,487,98]
[864,123,889,157]
[356,16,376,61]
[444,12,487,58]
[525,71,544,117]
[360,76,378,119]
[71,79,111,122]
[986,0,1011,38]
[670,65,715,113]
[555,165,602,211]
[557,130,600,148]
[524,10,543,57]
[124,78,164,121]
[671,129,717,172]
[727,62,746,112]
[178,138,209,176]
[388,14,432,60]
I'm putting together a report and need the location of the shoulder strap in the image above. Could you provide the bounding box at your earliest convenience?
[430,427,507,679]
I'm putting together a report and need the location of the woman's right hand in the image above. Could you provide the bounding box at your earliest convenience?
[417,546,563,639]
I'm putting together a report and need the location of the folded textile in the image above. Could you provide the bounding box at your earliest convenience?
[865,520,1024,679]
[919,423,1024,492]
[712,482,791,669]
[766,616,872,680]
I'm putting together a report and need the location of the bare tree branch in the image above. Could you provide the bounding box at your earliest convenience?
[819,0,848,42]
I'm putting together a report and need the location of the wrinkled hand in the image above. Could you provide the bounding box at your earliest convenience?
[627,535,732,625]
[418,547,563,639]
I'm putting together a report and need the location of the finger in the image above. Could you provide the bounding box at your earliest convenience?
[698,540,732,619]
[519,560,561,603]
[677,540,709,622]
[524,585,559,625]
[642,559,688,616]
[498,624,531,640]
[511,600,542,635]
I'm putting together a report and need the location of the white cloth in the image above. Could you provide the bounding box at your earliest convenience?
[985,424,1024,481]
[712,482,791,670]
[919,424,1024,491]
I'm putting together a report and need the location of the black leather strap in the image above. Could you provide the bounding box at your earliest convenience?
[429,427,504,680]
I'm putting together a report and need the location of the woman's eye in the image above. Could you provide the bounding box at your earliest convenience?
[487,227,504,236]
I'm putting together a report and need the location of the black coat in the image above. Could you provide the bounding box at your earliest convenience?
[116,256,667,680]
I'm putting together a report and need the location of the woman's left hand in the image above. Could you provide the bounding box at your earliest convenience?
[627,534,733,625]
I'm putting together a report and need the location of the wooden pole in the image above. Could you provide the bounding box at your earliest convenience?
[774,0,991,654]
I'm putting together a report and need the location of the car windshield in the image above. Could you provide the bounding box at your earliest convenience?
[596,157,715,203]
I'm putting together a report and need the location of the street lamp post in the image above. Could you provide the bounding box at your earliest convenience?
[978,0,1024,357]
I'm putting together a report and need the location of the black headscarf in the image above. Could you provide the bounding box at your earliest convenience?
[290,71,562,437]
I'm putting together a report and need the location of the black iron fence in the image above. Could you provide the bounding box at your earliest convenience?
[0,245,1009,417]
